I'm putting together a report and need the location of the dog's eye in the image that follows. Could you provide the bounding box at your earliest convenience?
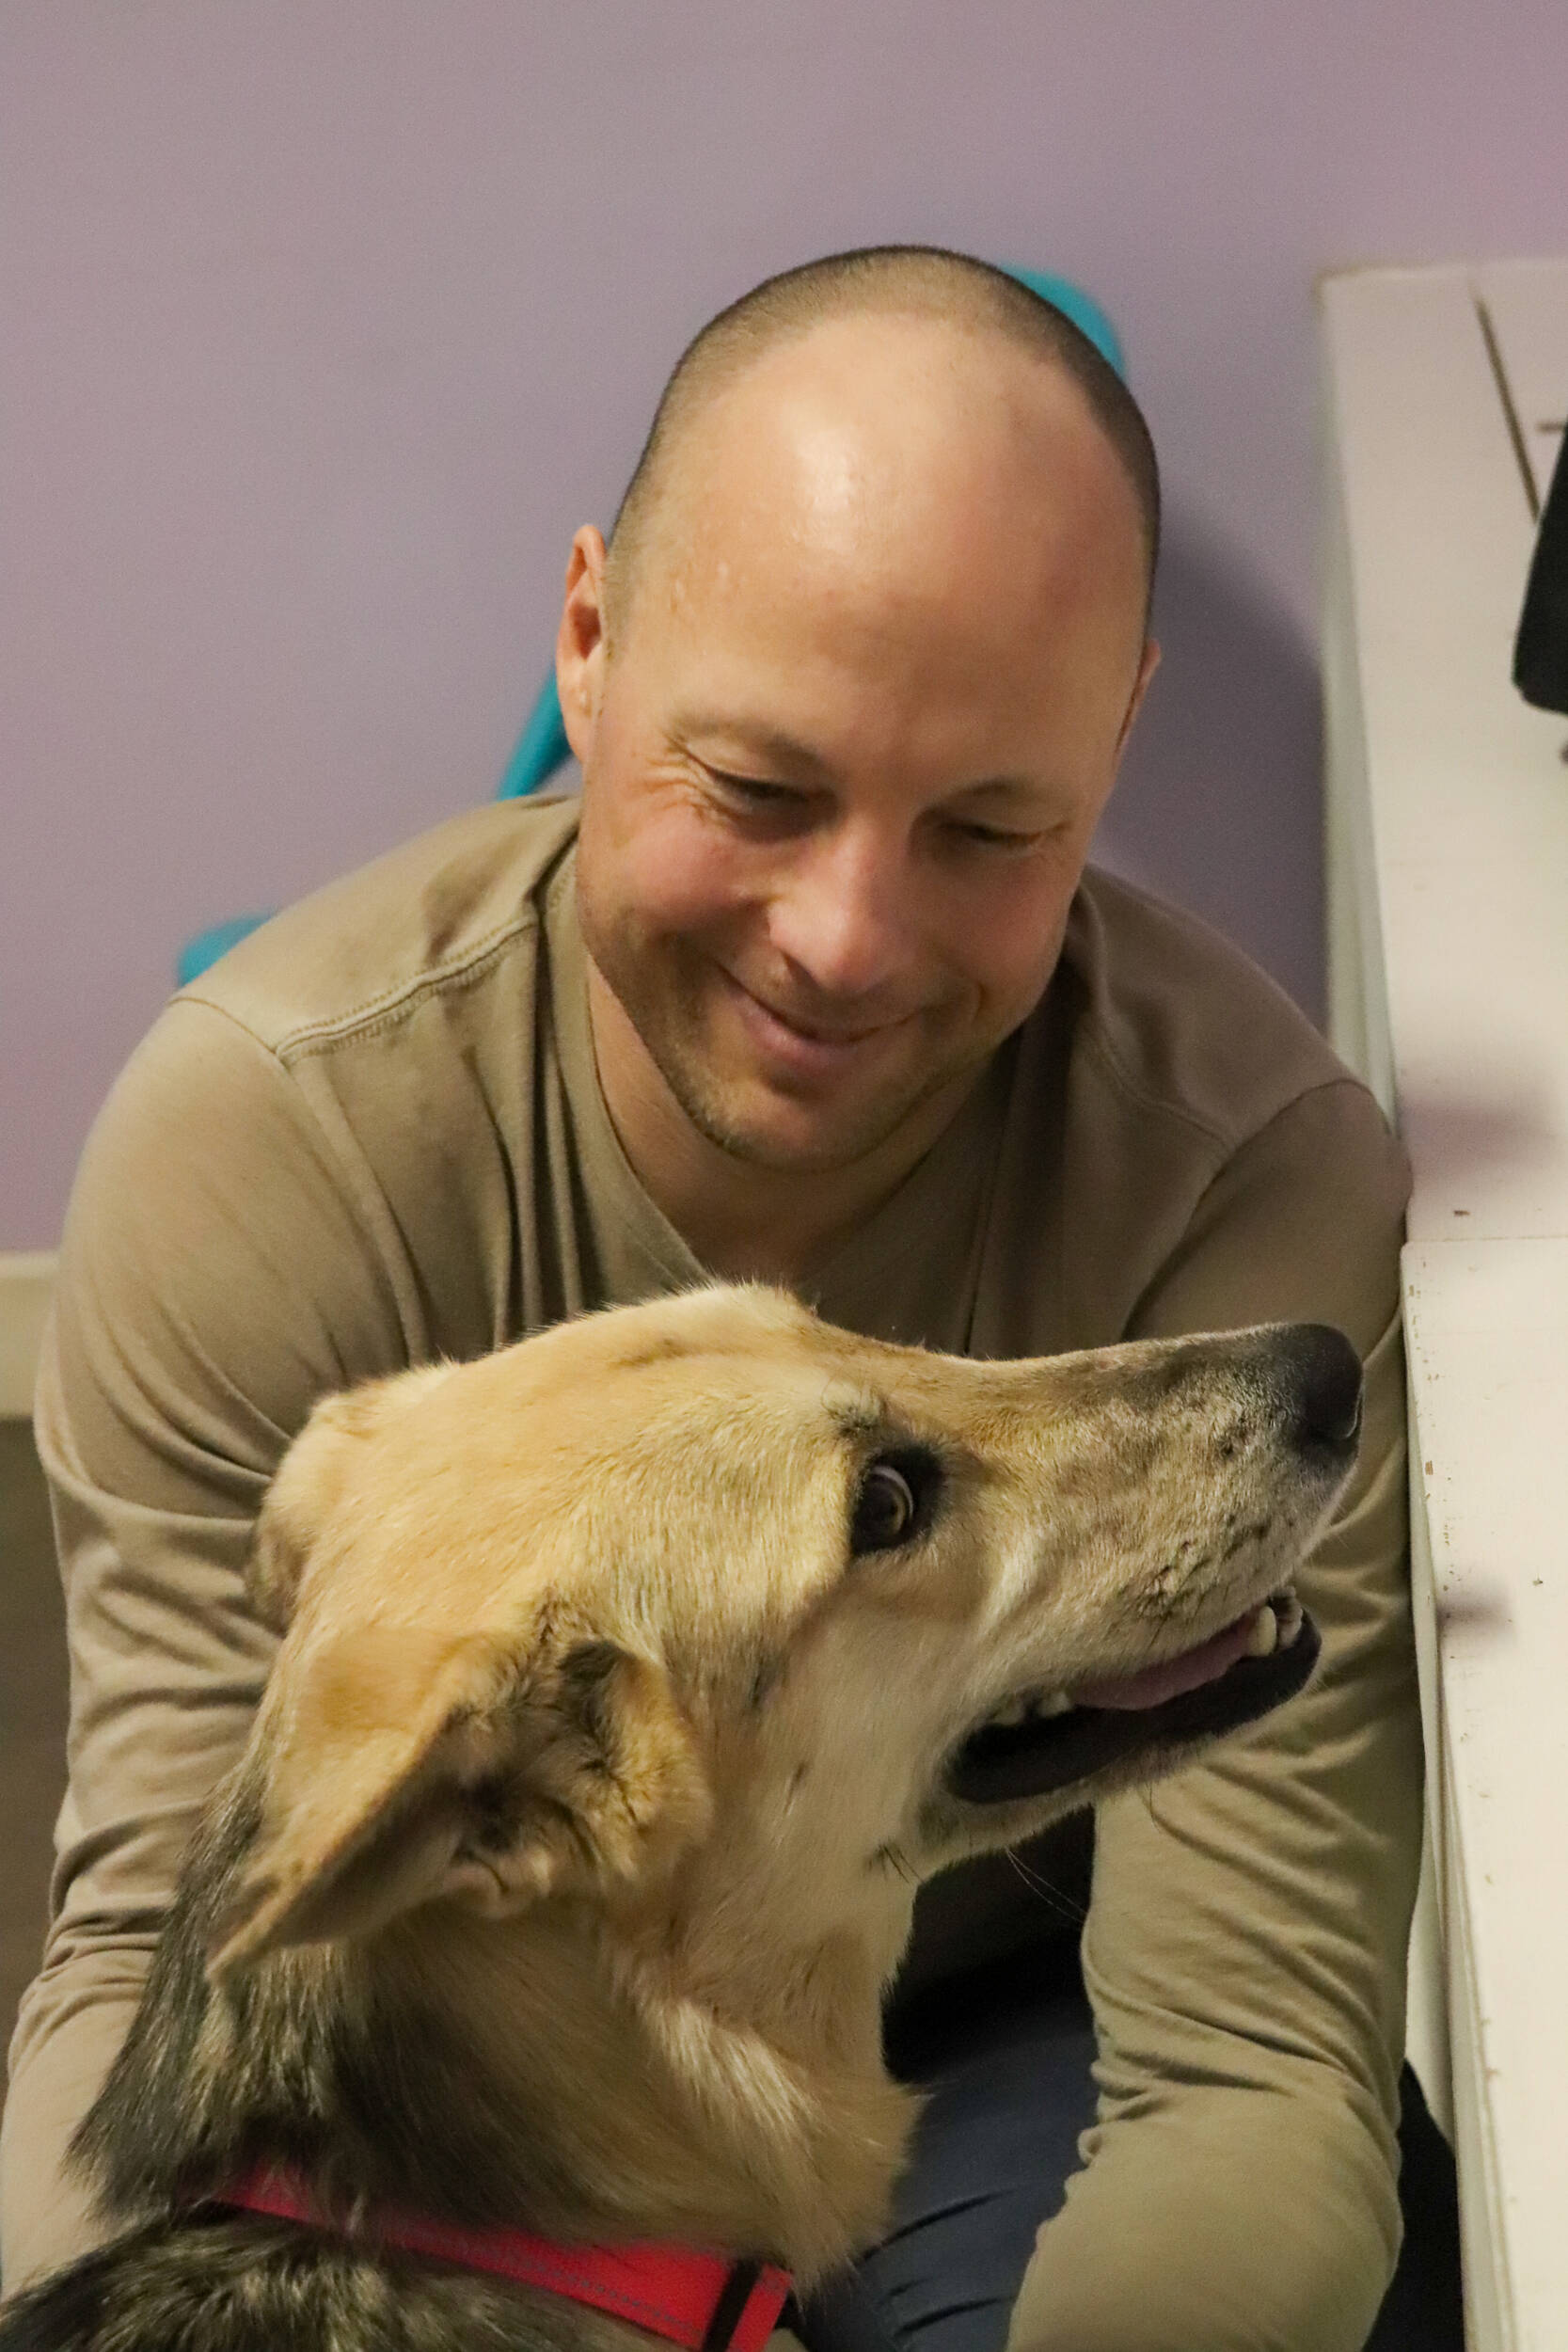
[850,1450,940,1554]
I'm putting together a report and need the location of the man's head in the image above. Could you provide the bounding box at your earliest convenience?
[558,246,1162,1184]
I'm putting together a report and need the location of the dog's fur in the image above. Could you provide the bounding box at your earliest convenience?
[0,1285,1359,2352]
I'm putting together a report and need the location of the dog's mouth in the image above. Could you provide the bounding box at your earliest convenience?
[947,1586,1319,1805]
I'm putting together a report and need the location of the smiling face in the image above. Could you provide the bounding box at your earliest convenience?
[560,313,1157,1180]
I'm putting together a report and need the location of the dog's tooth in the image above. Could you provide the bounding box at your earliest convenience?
[980,1689,1076,1731]
[1275,1590,1304,1647]
[1243,1603,1278,1660]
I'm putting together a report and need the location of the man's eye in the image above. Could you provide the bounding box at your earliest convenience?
[944,818,1039,850]
[708,770,800,809]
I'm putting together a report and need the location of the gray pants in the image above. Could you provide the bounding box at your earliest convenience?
[798,1942,1464,2352]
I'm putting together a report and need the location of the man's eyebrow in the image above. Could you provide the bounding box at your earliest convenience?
[944,773,1058,806]
[672,713,837,779]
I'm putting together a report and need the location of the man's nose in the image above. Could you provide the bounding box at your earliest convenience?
[765,823,920,1000]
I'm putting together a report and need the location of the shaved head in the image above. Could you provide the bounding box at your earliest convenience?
[602,245,1160,644]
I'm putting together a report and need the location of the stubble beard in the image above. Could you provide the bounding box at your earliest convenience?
[660,1018,958,1173]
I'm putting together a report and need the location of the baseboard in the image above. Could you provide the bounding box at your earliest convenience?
[0,1252,56,1418]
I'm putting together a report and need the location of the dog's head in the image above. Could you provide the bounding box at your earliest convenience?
[211,1284,1357,2000]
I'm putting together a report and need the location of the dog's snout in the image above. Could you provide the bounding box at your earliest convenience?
[1273,1324,1363,1452]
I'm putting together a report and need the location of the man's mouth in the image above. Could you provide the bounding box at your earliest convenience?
[946,1587,1320,1804]
[757,1002,883,1044]
[721,969,913,1066]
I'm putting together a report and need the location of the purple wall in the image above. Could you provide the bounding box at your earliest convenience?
[5,1,1566,1245]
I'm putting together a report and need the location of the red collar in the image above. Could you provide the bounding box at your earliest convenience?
[217,2168,792,2352]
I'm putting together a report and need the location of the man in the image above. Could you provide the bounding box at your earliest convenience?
[2,247,1451,2347]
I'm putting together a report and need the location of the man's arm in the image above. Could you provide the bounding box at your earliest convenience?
[1008,1081,1421,2352]
[1,1001,404,2287]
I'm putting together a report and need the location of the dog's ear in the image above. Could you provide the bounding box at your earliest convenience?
[208,1614,710,1982]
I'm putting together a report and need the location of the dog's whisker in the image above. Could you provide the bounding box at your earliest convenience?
[871,1841,918,1883]
[1002,1848,1087,1925]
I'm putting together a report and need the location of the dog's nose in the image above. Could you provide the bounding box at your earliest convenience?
[1275,1324,1363,1451]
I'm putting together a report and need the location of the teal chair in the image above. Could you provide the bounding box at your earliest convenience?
[176,270,1124,987]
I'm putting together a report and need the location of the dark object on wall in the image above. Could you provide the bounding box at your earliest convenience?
[1514,425,1568,717]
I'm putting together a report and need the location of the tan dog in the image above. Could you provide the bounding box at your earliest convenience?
[0,1284,1359,2352]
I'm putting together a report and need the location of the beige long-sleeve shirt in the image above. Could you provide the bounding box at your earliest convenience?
[3,796,1420,2350]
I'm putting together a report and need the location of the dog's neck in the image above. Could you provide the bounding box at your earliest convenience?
[85,1853,919,2288]
[363,1907,920,2280]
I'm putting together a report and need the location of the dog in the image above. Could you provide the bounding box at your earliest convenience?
[0,1282,1360,2352]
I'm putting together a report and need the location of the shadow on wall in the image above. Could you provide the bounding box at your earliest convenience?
[1093,501,1325,1025]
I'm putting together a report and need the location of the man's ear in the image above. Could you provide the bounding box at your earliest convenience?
[556,524,610,768]
[1114,636,1161,762]
[208,1613,710,1984]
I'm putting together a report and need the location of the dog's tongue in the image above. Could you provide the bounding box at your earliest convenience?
[1072,1609,1262,1711]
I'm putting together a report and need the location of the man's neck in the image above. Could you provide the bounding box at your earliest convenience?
[584,960,979,1288]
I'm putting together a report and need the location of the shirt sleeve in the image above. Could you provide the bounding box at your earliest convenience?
[0,1000,406,2289]
[1006,1080,1422,2352]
